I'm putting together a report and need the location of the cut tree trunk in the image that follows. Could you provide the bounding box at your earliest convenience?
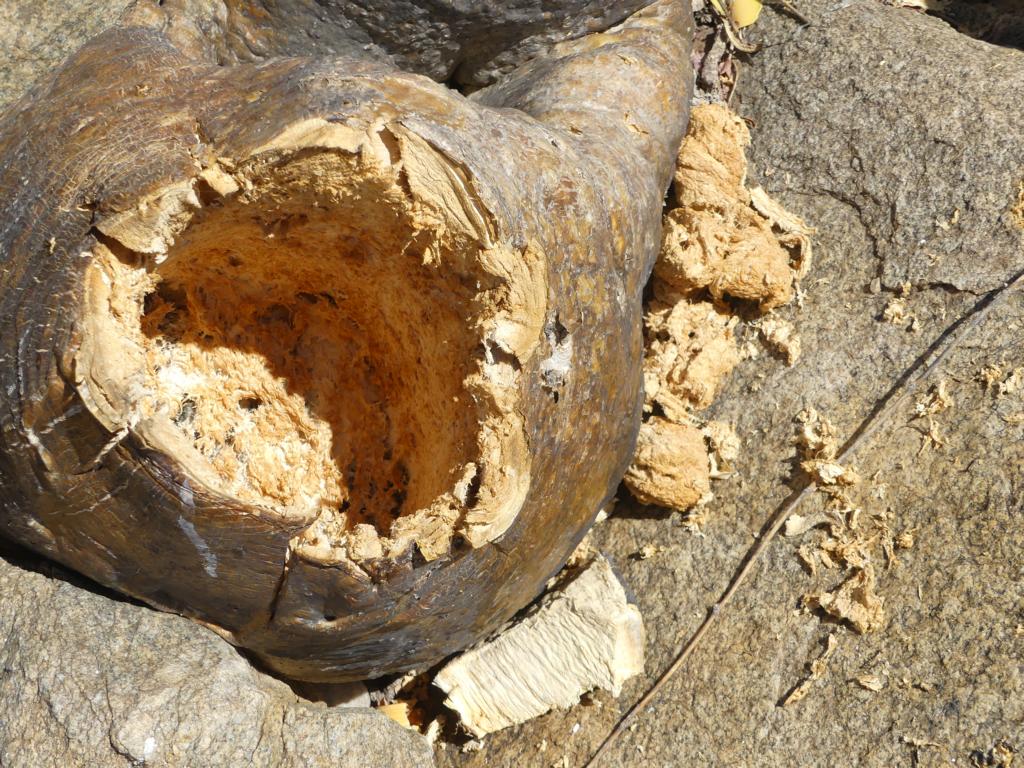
[0,0,693,681]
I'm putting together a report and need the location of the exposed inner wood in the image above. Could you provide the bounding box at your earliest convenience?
[75,125,547,564]
[140,180,481,534]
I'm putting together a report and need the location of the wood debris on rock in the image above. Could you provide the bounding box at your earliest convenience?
[624,417,711,511]
[804,564,886,634]
[795,408,860,487]
[704,420,741,477]
[912,380,955,453]
[1013,180,1024,229]
[854,673,886,692]
[433,555,644,738]
[626,102,812,517]
[656,103,811,310]
[782,634,838,707]
[756,316,802,365]
[786,408,896,635]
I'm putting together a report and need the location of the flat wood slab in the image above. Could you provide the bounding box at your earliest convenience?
[434,555,644,738]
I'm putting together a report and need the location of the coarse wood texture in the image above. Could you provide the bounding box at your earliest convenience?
[0,0,693,680]
[433,555,645,737]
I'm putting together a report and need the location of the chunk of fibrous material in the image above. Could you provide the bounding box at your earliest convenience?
[0,1,693,680]
[624,417,711,510]
[433,555,644,737]
[625,101,812,515]
[657,103,810,310]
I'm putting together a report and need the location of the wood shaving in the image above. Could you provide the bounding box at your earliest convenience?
[978,364,1024,399]
[819,529,872,570]
[757,315,802,365]
[782,634,838,707]
[883,296,909,325]
[739,339,761,360]
[783,512,829,537]
[805,565,886,634]
[916,416,946,453]
[895,529,915,550]
[703,420,741,476]
[795,408,841,460]
[999,368,1024,397]
[676,499,713,533]
[912,380,954,453]
[979,362,1005,391]
[854,674,886,692]
[804,459,861,486]
[637,544,660,560]
[797,544,819,575]
[794,409,861,486]
[1012,180,1024,230]
[883,283,918,327]
[434,556,644,737]
[935,206,960,231]
[914,380,954,417]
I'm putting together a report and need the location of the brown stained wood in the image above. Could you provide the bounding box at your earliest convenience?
[0,1,693,681]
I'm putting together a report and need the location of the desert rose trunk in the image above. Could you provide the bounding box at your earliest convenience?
[0,0,693,680]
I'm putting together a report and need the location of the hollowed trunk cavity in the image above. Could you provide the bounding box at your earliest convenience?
[142,194,480,534]
[77,129,544,566]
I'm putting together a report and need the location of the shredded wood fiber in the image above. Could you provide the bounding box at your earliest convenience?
[627,103,813,513]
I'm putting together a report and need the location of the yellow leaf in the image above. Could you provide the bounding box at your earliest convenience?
[378,702,415,730]
[732,0,763,27]
[708,0,727,15]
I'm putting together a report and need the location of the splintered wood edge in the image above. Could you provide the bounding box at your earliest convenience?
[433,554,645,737]
[73,117,548,571]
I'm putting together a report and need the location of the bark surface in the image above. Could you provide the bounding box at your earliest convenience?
[126,0,656,86]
